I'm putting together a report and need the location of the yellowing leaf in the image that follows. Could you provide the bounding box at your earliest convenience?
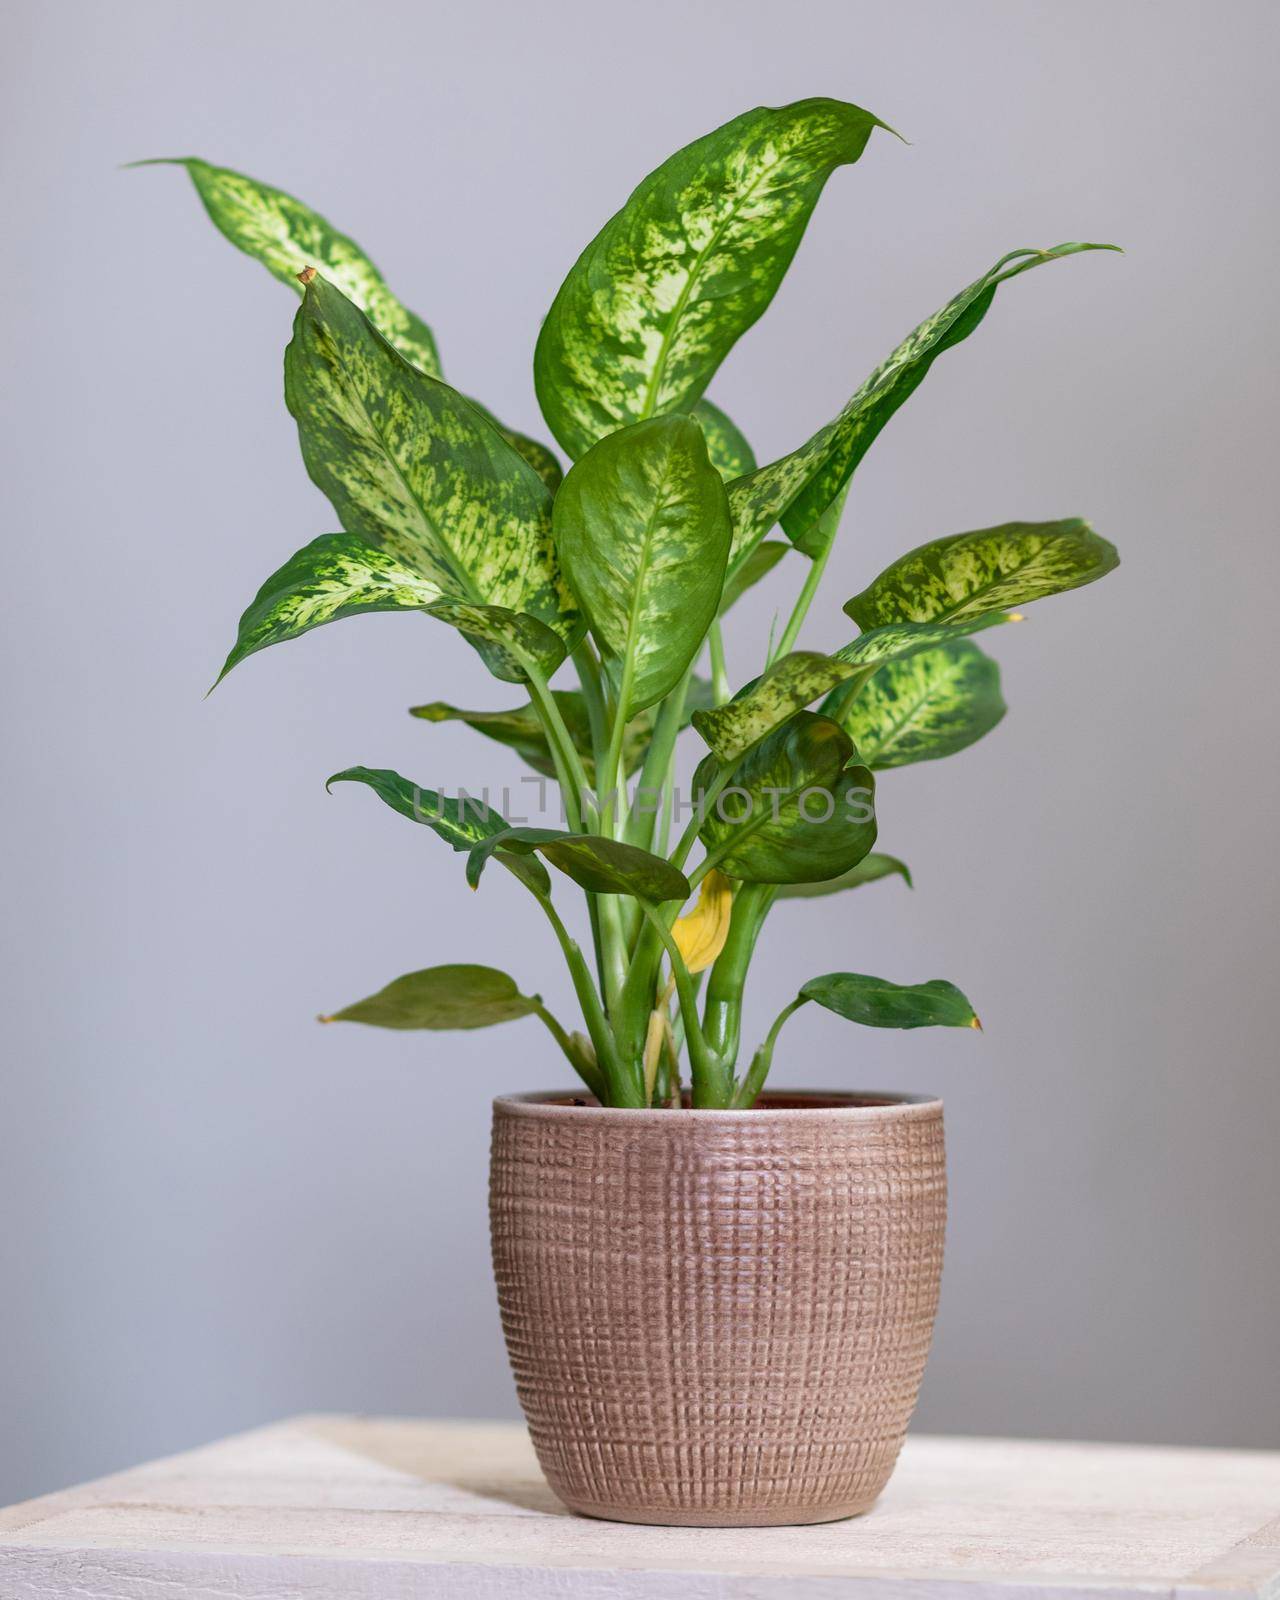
[672,869,734,974]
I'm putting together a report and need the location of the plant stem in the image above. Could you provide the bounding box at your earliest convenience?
[770,530,833,665]
[734,994,809,1107]
[626,665,693,852]
[525,664,593,833]
[571,641,609,782]
[532,1001,605,1101]
[534,893,641,1106]
[638,902,729,1107]
[702,882,775,1074]
[708,620,730,704]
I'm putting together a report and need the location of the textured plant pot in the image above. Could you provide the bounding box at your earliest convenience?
[489,1088,946,1527]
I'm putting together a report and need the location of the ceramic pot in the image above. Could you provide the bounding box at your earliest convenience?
[489,1089,945,1527]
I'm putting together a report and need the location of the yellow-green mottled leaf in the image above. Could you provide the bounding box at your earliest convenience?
[322,964,540,1029]
[694,612,1012,761]
[285,274,581,672]
[464,394,564,493]
[801,972,979,1030]
[845,518,1119,628]
[468,827,690,902]
[326,765,550,894]
[554,415,732,717]
[142,157,443,376]
[693,398,757,480]
[216,532,437,685]
[775,852,912,899]
[728,244,1120,559]
[424,602,568,684]
[838,641,1005,768]
[695,712,877,884]
[535,98,888,459]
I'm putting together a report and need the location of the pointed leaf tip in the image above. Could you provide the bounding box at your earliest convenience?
[297,265,317,285]
[970,1016,983,1030]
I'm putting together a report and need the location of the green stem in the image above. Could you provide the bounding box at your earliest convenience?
[626,666,693,852]
[572,642,609,784]
[534,893,641,1106]
[532,1002,605,1101]
[768,488,848,667]
[708,620,730,704]
[638,902,729,1108]
[702,882,775,1073]
[734,995,809,1107]
[525,664,593,833]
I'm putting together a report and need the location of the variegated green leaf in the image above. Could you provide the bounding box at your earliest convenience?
[215,532,436,685]
[326,765,551,894]
[801,972,980,1030]
[694,612,1013,761]
[535,98,887,459]
[468,827,690,901]
[845,518,1119,628]
[424,602,568,684]
[321,964,540,1029]
[776,852,912,899]
[693,398,757,481]
[728,243,1120,558]
[554,415,732,716]
[285,273,581,668]
[695,712,877,884]
[838,641,1005,768]
[464,395,564,493]
[720,540,788,614]
[141,157,443,376]
[411,692,650,783]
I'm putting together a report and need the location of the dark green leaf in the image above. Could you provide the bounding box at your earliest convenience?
[693,398,757,480]
[845,518,1119,628]
[554,415,732,716]
[410,691,650,783]
[775,852,912,899]
[801,972,980,1029]
[322,964,540,1029]
[468,827,691,901]
[326,765,551,894]
[535,98,887,459]
[696,712,877,884]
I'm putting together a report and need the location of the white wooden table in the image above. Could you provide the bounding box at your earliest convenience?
[2,1415,1278,1599]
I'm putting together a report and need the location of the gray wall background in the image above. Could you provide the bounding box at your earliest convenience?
[3,0,1277,1508]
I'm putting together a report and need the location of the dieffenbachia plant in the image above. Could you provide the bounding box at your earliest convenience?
[147,98,1119,1108]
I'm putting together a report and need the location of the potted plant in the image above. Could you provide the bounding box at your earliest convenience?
[145,97,1118,1527]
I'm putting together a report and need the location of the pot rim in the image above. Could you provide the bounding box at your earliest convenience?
[494,1088,942,1123]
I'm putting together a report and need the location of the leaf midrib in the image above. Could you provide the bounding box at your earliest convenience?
[859,654,969,761]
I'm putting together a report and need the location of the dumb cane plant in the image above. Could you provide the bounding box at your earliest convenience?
[147,98,1118,1109]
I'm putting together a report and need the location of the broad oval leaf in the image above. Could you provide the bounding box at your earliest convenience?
[694,613,1013,761]
[321,964,540,1029]
[696,712,877,884]
[693,398,757,481]
[554,415,732,716]
[144,157,443,375]
[775,852,912,900]
[326,765,551,893]
[801,971,980,1030]
[728,243,1120,559]
[216,532,437,685]
[285,273,580,664]
[468,827,691,902]
[845,518,1119,628]
[838,641,1005,768]
[424,602,568,684]
[535,98,887,459]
